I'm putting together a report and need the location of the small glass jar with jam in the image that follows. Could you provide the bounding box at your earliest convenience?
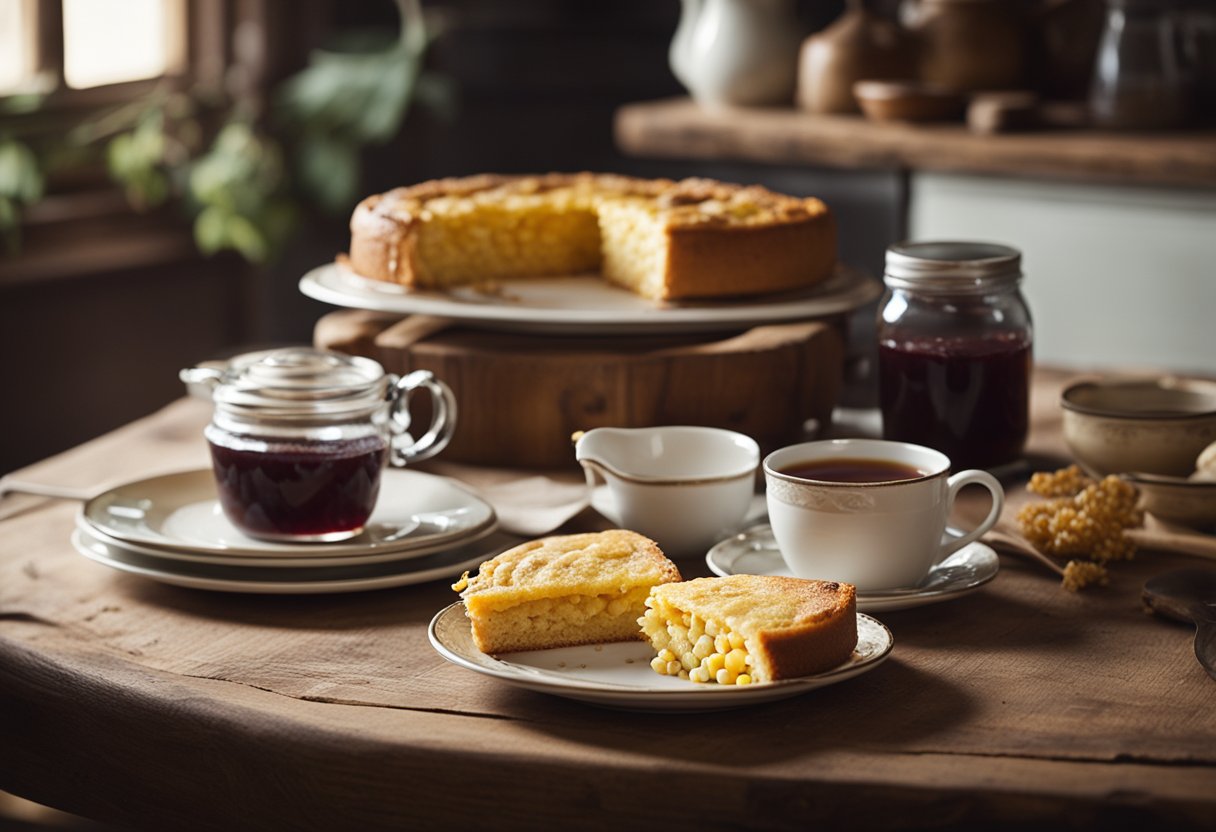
[877,241,1033,470]
[181,348,457,542]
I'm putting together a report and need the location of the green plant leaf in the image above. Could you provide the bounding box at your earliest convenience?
[0,93,47,115]
[187,155,224,206]
[413,72,458,122]
[130,169,169,210]
[194,205,229,254]
[106,133,136,178]
[261,199,298,244]
[131,113,166,163]
[0,140,44,203]
[275,36,423,145]
[356,48,416,142]
[0,195,18,254]
[225,214,268,263]
[296,133,360,214]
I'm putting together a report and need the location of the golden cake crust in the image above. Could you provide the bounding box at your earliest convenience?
[346,172,836,301]
[453,529,682,653]
[456,529,681,614]
[647,574,857,681]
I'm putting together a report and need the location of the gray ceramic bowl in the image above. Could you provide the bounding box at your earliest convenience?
[1060,377,1216,477]
[1123,473,1216,531]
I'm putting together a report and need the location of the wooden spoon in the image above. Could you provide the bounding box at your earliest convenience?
[1142,568,1216,681]
[984,523,1066,577]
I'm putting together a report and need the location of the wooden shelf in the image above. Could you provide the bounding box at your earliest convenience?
[614,97,1216,190]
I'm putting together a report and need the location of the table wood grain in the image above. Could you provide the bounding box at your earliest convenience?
[2,371,1215,830]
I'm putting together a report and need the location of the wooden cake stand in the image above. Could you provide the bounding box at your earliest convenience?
[315,310,846,469]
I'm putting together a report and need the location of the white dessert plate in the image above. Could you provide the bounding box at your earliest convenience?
[300,262,881,336]
[80,469,496,558]
[75,517,500,568]
[705,525,999,613]
[71,528,518,594]
[428,603,893,712]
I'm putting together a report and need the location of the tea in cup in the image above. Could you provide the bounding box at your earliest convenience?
[763,438,1003,591]
[575,426,759,557]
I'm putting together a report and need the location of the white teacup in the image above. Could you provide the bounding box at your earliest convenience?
[575,426,760,557]
[763,439,1003,591]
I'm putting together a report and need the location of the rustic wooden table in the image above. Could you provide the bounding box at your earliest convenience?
[2,369,1214,831]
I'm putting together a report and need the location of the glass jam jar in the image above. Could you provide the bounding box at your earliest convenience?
[877,241,1033,470]
[181,348,457,542]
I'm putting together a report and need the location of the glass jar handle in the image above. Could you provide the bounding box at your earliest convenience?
[178,364,229,396]
[388,370,458,466]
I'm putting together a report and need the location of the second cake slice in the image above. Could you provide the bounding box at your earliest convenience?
[640,574,858,685]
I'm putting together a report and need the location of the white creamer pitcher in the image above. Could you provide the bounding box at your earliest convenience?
[575,426,760,558]
[669,0,803,108]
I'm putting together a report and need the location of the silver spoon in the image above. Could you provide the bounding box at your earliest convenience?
[1142,568,1216,681]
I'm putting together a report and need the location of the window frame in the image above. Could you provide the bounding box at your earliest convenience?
[12,0,229,106]
[1,0,240,284]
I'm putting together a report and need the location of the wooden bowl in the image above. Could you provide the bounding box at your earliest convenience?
[853,80,965,123]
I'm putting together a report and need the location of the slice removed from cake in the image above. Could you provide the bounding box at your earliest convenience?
[639,574,857,685]
[452,529,682,654]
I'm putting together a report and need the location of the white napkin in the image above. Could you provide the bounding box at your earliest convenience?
[423,462,591,537]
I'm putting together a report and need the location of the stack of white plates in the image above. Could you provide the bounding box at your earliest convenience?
[70,469,513,594]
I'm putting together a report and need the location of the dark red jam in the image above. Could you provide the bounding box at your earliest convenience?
[208,434,388,540]
[879,332,1031,470]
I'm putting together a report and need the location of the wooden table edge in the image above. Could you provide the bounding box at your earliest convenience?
[2,624,1215,831]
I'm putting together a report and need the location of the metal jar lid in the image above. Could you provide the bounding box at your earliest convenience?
[884,241,1022,294]
[181,347,392,420]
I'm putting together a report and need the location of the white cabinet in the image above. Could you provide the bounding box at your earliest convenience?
[910,172,1216,375]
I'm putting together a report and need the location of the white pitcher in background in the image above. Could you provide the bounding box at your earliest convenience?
[670,0,804,109]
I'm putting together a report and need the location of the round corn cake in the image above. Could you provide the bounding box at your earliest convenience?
[346,172,837,301]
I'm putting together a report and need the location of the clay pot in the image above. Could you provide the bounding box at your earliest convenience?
[1028,0,1105,101]
[907,0,1028,92]
[797,0,916,114]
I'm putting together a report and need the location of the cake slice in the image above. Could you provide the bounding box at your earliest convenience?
[639,575,857,685]
[452,529,682,654]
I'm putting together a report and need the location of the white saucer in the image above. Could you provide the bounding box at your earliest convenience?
[71,527,518,594]
[705,524,1000,613]
[428,603,892,712]
[80,469,496,558]
[75,518,500,568]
